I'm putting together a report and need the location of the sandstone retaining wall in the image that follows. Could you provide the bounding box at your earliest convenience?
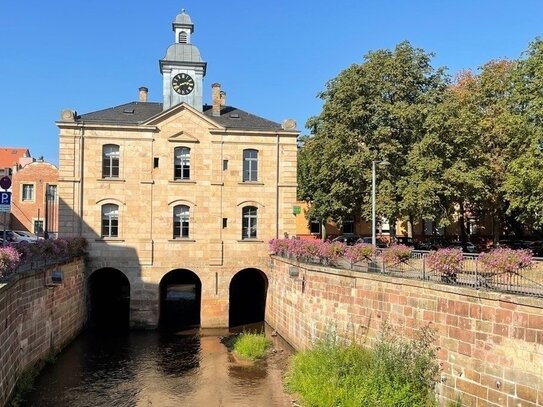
[266,257,543,407]
[0,258,86,406]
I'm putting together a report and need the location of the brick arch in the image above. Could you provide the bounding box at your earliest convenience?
[87,267,130,330]
[229,268,268,327]
[159,268,202,330]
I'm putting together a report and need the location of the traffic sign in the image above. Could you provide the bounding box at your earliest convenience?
[0,191,11,212]
[0,176,11,190]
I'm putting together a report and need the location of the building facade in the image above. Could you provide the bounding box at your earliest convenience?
[57,10,299,328]
[10,161,58,236]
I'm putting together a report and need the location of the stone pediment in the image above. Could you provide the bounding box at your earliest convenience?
[167,130,199,143]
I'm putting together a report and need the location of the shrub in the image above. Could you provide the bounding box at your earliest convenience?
[233,332,271,360]
[345,243,376,268]
[382,244,413,266]
[478,248,533,276]
[285,326,439,407]
[318,241,346,264]
[426,248,464,281]
[0,246,22,277]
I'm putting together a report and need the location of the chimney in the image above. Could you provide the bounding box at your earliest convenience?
[139,86,148,102]
[212,83,222,116]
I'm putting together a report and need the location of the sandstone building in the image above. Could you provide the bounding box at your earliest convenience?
[57,9,298,328]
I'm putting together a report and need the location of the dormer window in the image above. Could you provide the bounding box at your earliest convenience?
[179,31,188,44]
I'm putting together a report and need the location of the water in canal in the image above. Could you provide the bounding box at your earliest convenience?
[22,325,295,407]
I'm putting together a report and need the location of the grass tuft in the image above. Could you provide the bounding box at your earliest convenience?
[233,332,272,360]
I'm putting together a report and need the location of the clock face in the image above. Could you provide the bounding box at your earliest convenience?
[172,73,195,95]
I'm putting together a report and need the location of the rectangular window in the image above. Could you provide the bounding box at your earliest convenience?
[223,160,228,171]
[102,145,120,178]
[243,149,258,182]
[343,219,354,234]
[46,184,57,201]
[222,218,228,228]
[242,206,258,239]
[33,220,44,235]
[173,205,190,238]
[101,204,119,238]
[154,157,159,168]
[22,184,34,201]
[174,147,191,180]
[310,220,321,234]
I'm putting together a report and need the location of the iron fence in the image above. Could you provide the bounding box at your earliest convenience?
[324,250,543,298]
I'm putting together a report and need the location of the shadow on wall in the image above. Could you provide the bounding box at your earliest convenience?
[57,197,270,331]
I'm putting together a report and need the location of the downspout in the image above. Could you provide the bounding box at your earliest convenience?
[79,126,84,237]
[275,132,280,239]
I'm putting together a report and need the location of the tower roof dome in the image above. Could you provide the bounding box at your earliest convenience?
[173,9,194,33]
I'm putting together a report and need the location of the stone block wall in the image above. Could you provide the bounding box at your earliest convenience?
[266,257,543,407]
[0,258,86,406]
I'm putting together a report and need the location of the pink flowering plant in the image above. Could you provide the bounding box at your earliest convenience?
[382,244,413,267]
[345,243,376,269]
[287,239,309,260]
[478,248,533,280]
[0,246,22,277]
[268,238,290,256]
[426,248,464,280]
[318,241,346,265]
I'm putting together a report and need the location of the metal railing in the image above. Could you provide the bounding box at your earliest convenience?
[302,250,543,298]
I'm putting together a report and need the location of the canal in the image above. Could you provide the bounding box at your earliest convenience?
[22,325,295,407]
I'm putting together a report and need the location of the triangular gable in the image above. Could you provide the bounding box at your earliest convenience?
[142,102,224,130]
[167,130,200,143]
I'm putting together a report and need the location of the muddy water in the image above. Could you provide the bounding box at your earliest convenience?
[22,326,295,407]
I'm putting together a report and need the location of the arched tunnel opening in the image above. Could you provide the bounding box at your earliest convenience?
[229,268,268,328]
[160,269,201,331]
[88,268,130,331]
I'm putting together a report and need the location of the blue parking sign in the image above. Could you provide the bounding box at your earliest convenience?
[0,191,11,206]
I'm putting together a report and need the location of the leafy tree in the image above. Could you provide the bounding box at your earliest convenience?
[300,41,447,234]
[503,38,543,228]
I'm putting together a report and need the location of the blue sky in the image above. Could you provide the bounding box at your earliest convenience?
[1,1,542,165]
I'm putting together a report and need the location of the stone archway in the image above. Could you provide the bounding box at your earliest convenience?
[159,269,202,330]
[229,268,268,327]
[88,268,130,330]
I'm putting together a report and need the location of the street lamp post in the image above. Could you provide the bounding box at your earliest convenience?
[372,160,390,247]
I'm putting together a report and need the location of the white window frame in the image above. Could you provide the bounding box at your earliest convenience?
[242,149,258,182]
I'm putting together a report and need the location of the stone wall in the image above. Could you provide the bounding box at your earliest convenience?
[266,257,543,407]
[0,258,86,406]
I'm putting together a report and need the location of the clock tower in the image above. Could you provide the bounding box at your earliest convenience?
[160,9,207,111]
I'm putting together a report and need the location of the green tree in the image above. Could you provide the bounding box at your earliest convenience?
[503,38,543,228]
[300,41,447,233]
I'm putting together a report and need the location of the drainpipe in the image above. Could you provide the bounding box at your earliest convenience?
[275,132,280,239]
[79,126,84,237]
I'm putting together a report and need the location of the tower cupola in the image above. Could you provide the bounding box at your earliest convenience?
[160,9,207,111]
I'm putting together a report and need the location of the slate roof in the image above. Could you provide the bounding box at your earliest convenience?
[75,102,284,131]
[0,148,30,168]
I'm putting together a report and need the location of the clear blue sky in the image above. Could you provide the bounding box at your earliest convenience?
[1,1,542,165]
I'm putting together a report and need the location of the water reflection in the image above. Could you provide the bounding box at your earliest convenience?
[23,326,293,407]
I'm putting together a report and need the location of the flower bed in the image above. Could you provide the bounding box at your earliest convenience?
[0,237,88,278]
[426,248,464,283]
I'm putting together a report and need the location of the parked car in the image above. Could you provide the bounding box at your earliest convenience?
[13,230,39,243]
[395,236,415,247]
[447,241,478,253]
[0,230,16,242]
[332,234,361,246]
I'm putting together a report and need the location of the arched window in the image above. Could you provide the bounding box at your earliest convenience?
[173,205,190,238]
[174,147,191,180]
[102,144,119,178]
[242,206,258,239]
[243,149,258,182]
[101,204,119,238]
[178,31,188,44]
